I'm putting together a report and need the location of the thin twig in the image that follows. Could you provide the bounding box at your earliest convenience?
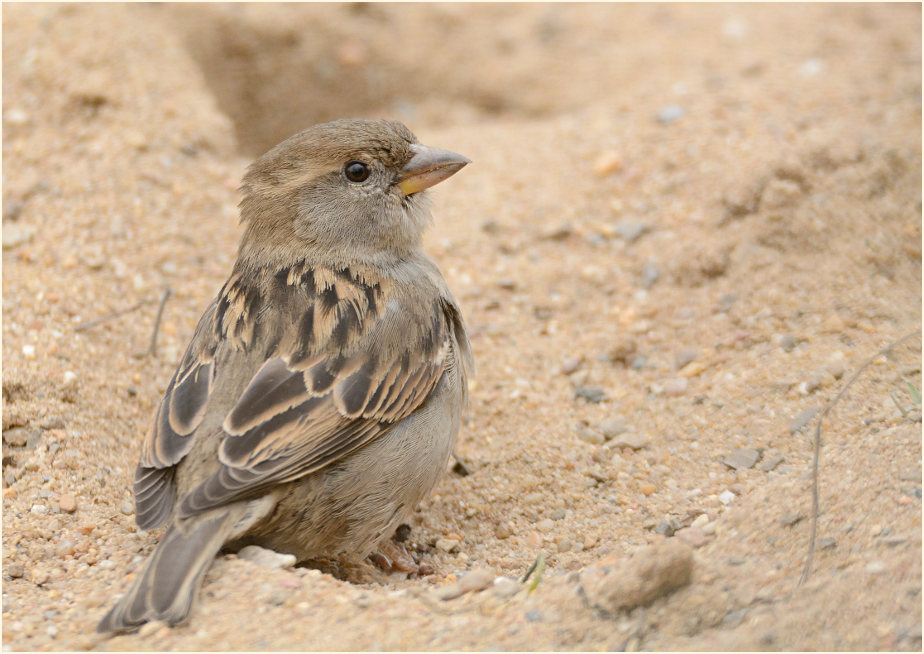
[133,288,172,358]
[74,300,148,332]
[799,328,921,586]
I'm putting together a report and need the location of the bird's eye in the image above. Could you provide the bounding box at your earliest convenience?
[344,161,371,183]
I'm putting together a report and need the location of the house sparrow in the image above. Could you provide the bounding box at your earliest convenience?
[97,119,472,633]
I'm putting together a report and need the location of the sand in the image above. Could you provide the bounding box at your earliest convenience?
[2,3,921,651]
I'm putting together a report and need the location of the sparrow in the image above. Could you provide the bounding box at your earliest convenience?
[97,119,472,633]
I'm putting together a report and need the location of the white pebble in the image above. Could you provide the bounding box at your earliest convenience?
[718,490,736,505]
[22,344,36,359]
[30,504,48,515]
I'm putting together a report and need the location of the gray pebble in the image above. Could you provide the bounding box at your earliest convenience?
[2,428,30,447]
[608,432,647,450]
[656,104,686,124]
[778,334,797,352]
[6,563,24,579]
[560,356,583,375]
[818,537,837,550]
[780,513,804,527]
[550,508,567,520]
[599,417,628,439]
[759,455,785,472]
[525,610,544,623]
[721,448,761,470]
[458,568,495,594]
[789,406,820,434]
[674,348,699,370]
[641,261,660,288]
[575,387,607,403]
[613,220,651,243]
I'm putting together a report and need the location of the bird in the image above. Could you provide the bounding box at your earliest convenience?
[97,118,472,633]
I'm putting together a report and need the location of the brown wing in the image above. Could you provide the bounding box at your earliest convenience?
[137,262,455,522]
[134,303,219,529]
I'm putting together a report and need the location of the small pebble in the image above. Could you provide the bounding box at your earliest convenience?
[492,577,521,598]
[526,531,544,548]
[434,583,463,601]
[613,220,650,243]
[760,455,785,472]
[138,620,169,638]
[238,545,296,569]
[458,568,495,593]
[536,518,555,533]
[691,514,710,529]
[778,334,797,352]
[557,539,572,553]
[789,407,820,434]
[663,377,688,396]
[718,490,736,505]
[599,417,628,439]
[818,537,837,550]
[656,104,686,124]
[674,348,699,370]
[30,504,48,515]
[120,501,134,516]
[640,262,660,288]
[608,432,647,450]
[722,448,760,470]
[675,526,707,548]
[865,560,886,574]
[58,494,77,513]
[639,483,656,496]
[594,151,623,177]
[575,427,604,445]
[435,538,461,553]
[495,522,514,539]
[575,386,607,403]
[560,356,583,375]
[7,563,24,579]
[22,344,36,359]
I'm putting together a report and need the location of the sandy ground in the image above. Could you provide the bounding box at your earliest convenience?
[2,3,921,651]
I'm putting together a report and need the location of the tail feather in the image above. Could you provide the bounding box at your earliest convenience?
[97,509,237,633]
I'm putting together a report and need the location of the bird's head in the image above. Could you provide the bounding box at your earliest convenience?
[237,119,469,270]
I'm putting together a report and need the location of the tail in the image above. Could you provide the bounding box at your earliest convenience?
[97,508,238,633]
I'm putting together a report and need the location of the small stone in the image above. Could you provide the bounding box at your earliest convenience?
[492,577,521,598]
[640,262,660,288]
[2,223,36,249]
[675,526,707,548]
[495,522,514,539]
[575,426,604,445]
[594,151,623,177]
[639,483,656,496]
[31,568,49,585]
[58,494,77,513]
[138,620,168,638]
[536,519,555,533]
[22,344,36,359]
[780,513,804,527]
[866,560,886,574]
[656,104,686,124]
[7,563,24,579]
[722,448,761,470]
[575,386,607,403]
[55,539,76,557]
[663,377,688,397]
[31,504,48,515]
[435,538,461,553]
[3,427,30,447]
[434,583,463,601]
[580,540,694,613]
[458,568,495,594]
[526,532,544,548]
[560,356,583,375]
[557,539,572,553]
[613,220,650,243]
[818,537,837,550]
[599,418,628,439]
[821,314,845,333]
[674,348,699,370]
[825,352,846,379]
[691,514,710,529]
[760,455,785,472]
[238,545,297,569]
[120,501,134,516]
[718,490,736,505]
[789,407,820,434]
[549,508,566,520]
[778,334,797,352]
[608,432,647,450]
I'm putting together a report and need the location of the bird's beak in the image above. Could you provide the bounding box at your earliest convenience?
[396,144,470,196]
